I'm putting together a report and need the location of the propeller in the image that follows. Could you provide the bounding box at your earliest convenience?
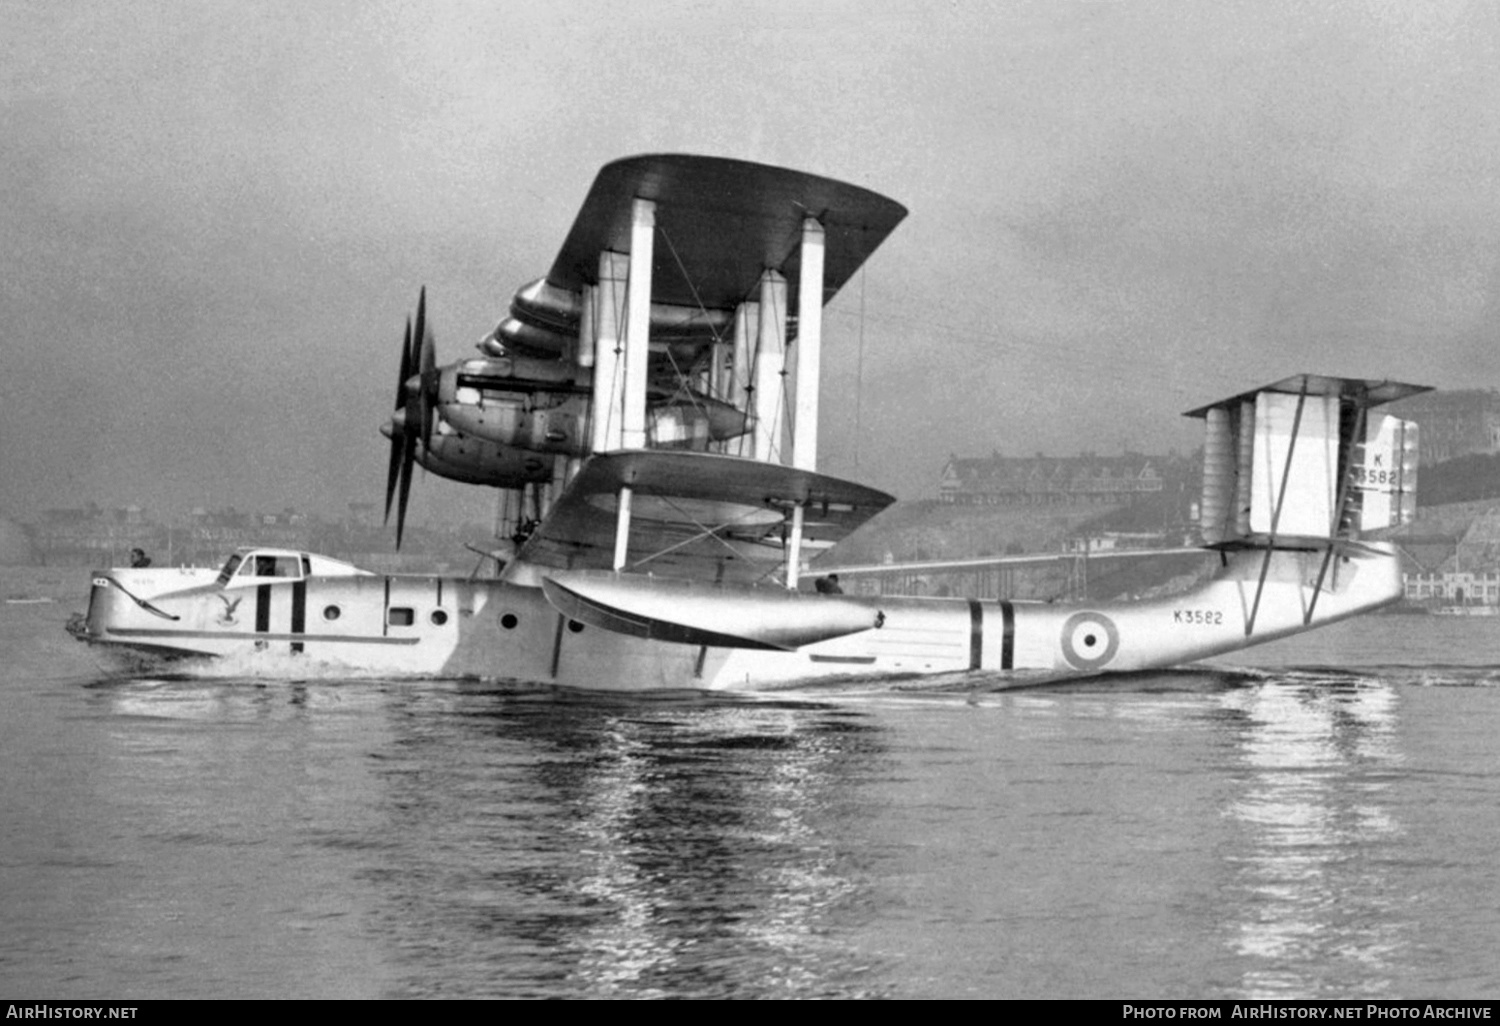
[382,316,412,523]
[383,287,440,548]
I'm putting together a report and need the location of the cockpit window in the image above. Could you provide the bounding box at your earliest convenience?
[216,554,243,587]
[231,553,303,581]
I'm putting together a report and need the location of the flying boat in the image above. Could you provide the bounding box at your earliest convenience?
[69,155,1427,689]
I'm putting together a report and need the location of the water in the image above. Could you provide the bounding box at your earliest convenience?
[2,573,1499,998]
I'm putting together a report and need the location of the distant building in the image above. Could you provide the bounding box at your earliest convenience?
[29,506,164,566]
[1063,531,1182,553]
[347,501,379,527]
[1397,510,1500,606]
[1389,389,1500,465]
[1404,570,1500,607]
[0,518,36,565]
[939,452,1168,507]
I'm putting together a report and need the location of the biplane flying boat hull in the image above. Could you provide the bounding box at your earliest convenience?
[68,537,1404,690]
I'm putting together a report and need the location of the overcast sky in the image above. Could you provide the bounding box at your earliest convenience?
[4,0,1499,528]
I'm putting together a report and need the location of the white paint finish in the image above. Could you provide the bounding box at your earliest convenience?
[592,252,630,454]
[793,217,825,471]
[76,543,1404,692]
[621,198,655,451]
[1251,391,1339,538]
[753,271,787,463]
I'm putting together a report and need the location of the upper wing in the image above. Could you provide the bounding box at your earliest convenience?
[499,154,909,356]
[506,449,895,586]
[549,154,908,312]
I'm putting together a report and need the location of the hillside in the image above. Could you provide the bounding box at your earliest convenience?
[831,500,1118,566]
[826,496,1208,601]
[1419,452,1500,506]
[0,519,36,565]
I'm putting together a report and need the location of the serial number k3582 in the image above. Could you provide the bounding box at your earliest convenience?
[1172,609,1224,625]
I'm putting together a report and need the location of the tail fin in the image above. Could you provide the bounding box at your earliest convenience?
[1185,374,1427,548]
[1347,411,1420,533]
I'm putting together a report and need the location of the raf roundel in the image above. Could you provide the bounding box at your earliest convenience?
[1060,611,1120,672]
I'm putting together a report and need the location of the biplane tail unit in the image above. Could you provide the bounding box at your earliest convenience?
[69,155,1428,690]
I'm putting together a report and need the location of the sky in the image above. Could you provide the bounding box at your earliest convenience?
[4,0,1500,528]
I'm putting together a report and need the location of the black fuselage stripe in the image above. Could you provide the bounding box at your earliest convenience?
[550,614,565,678]
[256,584,271,632]
[291,580,306,653]
[999,599,1015,670]
[968,599,982,670]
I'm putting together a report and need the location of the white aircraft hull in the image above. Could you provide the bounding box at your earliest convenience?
[68,544,1402,691]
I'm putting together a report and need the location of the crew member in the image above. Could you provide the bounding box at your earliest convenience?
[814,573,843,594]
[129,548,152,568]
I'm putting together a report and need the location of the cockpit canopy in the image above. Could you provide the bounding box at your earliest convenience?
[214,548,371,588]
[216,549,310,587]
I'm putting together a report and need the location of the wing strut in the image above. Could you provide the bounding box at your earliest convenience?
[793,216,825,471]
[785,504,805,590]
[612,485,633,572]
[592,252,627,454]
[621,198,655,449]
[1245,380,1308,636]
[753,270,788,462]
[1303,402,1369,625]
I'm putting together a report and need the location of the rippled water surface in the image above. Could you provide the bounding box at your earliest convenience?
[3,581,1499,998]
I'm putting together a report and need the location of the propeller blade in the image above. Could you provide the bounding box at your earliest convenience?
[395,290,431,549]
[417,288,434,374]
[416,286,438,452]
[413,286,426,377]
[383,426,403,525]
[396,317,412,410]
[419,386,436,456]
[384,318,413,523]
[388,286,439,549]
[396,414,416,548]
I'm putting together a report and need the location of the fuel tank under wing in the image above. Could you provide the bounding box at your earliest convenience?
[542,571,882,650]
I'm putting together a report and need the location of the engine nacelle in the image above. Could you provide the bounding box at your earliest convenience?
[435,356,751,457]
[436,357,592,457]
[649,399,751,450]
[418,428,555,488]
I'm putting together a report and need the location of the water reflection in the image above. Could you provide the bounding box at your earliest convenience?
[364,691,889,998]
[1218,677,1410,998]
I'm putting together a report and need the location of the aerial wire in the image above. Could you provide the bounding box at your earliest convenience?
[856,266,866,469]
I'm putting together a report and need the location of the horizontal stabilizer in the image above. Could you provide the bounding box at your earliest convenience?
[1186,374,1428,546]
[542,572,882,651]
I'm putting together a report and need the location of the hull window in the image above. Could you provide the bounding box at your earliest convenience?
[241,554,302,580]
[323,605,341,621]
[388,607,415,627]
[430,610,449,626]
[501,613,519,630]
[216,554,243,586]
